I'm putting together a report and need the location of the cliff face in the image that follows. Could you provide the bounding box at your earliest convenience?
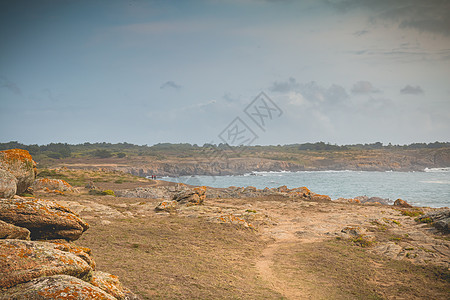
[116,158,301,177]
[113,148,450,177]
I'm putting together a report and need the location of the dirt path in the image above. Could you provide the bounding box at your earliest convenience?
[253,200,450,299]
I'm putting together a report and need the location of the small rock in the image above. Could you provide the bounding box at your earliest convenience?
[155,200,178,213]
[85,181,98,190]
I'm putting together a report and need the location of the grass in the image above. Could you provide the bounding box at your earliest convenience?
[272,239,450,300]
[400,209,424,218]
[37,168,151,187]
[76,215,282,299]
[417,217,433,224]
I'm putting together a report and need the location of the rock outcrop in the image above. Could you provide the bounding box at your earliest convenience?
[32,178,77,193]
[91,271,140,300]
[0,275,117,300]
[0,219,30,240]
[0,197,89,241]
[172,186,206,205]
[417,209,450,233]
[0,149,140,299]
[0,239,93,289]
[355,196,392,205]
[0,169,16,199]
[0,149,36,194]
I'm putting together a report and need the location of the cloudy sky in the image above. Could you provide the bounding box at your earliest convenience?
[1,0,449,146]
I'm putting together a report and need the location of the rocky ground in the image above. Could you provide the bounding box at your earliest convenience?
[32,179,450,299]
[1,150,450,299]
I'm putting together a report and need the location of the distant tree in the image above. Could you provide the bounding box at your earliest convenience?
[117,152,126,158]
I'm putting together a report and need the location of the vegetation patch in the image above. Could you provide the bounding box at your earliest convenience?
[399,209,424,218]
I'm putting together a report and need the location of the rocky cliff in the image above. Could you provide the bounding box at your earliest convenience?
[113,148,450,177]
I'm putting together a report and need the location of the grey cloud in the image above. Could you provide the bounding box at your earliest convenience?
[353,29,369,36]
[0,76,21,95]
[270,77,299,93]
[330,0,450,36]
[351,81,380,94]
[160,81,181,90]
[400,85,424,95]
[273,79,350,111]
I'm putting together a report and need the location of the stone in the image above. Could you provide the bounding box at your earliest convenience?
[85,181,98,190]
[310,193,332,202]
[91,271,140,300]
[417,209,450,233]
[155,200,178,213]
[356,196,391,205]
[49,240,96,269]
[172,186,206,205]
[0,169,16,199]
[394,198,412,208]
[32,178,77,193]
[0,275,117,300]
[0,220,30,240]
[0,197,89,241]
[0,240,92,289]
[0,149,36,195]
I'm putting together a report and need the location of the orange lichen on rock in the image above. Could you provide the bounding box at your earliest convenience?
[0,240,92,289]
[0,148,34,163]
[33,178,76,193]
[0,149,37,194]
[1,275,117,300]
[0,197,89,241]
[217,214,253,228]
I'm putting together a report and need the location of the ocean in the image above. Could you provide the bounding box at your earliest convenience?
[161,168,450,208]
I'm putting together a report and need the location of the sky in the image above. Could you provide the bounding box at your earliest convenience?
[1,0,449,146]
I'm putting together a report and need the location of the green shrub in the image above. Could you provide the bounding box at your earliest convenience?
[400,209,424,217]
[416,217,433,223]
[101,189,115,196]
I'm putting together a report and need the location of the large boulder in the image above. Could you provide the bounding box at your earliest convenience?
[0,169,16,199]
[394,198,412,208]
[0,149,36,194]
[0,198,89,241]
[0,220,30,240]
[0,239,92,289]
[32,178,77,193]
[0,275,116,300]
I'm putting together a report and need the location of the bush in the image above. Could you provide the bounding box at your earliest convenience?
[117,152,126,158]
[46,152,62,159]
[92,149,112,158]
[101,189,115,196]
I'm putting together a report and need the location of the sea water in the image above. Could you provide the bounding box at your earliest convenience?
[161,168,450,208]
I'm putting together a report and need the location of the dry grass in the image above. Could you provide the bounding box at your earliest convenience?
[272,239,450,300]
[76,215,282,299]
